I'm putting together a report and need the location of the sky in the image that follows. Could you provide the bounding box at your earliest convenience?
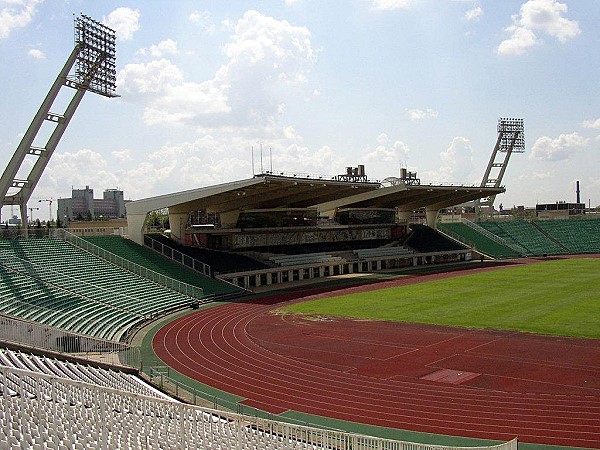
[1,0,599,221]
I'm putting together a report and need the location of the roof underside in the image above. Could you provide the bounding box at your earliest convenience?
[125,175,504,216]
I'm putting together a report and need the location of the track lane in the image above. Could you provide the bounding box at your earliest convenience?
[154,298,600,448]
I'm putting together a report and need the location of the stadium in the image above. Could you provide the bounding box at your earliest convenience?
[1,13,600,450]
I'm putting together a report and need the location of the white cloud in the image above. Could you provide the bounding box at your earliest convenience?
[138,39,179,58]
[530,132,588,161]
[362,134,411,179]
[421,137,475,184]
[189,10,215,34]
[0,0,41,39]
[582,118,600,129]
[372,0,412,10]
[189,10,209,24]
[118,10,315,129]
[118,58,184,95]
[111,149,133,162]
[27,48,44,59]
[465,6,483,21]
[498,0,580,55]
[518,171,551,181]
[406,108,438,121]
[104,7,140,41]
[45,149,121,196]
[519,0,580,42]
[498,26,540,55]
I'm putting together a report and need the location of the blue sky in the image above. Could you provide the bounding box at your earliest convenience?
[1,0,599,221]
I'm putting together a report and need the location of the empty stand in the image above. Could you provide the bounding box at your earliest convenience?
[438,222,520,259]
[354,246,413,259]
[86,235,242,296]
[0,237,207,340]
[0,365,518,450]
[477,221,567,256]
[0,347,167,400]
[405,224,467,253]
[147,233,270,274]
[269,252,344,266]
[534,218,600,254]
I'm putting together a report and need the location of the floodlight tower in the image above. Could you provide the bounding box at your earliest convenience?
[476,118,525,216]
[0,13,117,233]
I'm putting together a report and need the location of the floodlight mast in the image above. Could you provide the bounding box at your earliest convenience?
[476,118,525,217]
[0,13,117,233]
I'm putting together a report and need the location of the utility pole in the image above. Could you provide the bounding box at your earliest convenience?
[28,207,39,225]
[39,198,54,221]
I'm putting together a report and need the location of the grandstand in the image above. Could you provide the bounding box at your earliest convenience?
[0,363,518,450]
[438,222,520,259]
[84,235,243,296]
[439,217,600,259]
[0,237,209,340]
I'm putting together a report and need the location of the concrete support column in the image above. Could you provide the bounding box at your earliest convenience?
[254,274,261,287]
[219,210,241,228]
[425,208,439,229]
[126,213,147,245]
[243,275,250,289]
[397,210,411,234]
[168,212,189,244]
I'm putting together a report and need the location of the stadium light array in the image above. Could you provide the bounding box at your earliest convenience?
[498,118,525,153]
[72,13,118,98]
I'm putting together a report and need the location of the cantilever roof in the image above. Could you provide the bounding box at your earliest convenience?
[316,183,504,213]
[126,174,504,217]
[125,175,380,216]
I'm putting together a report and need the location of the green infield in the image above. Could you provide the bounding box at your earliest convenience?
[283,258,600,339]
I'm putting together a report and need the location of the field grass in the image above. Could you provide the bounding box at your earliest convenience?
[283,258,600,339]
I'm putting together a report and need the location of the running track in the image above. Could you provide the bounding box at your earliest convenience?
[154,265,600,448]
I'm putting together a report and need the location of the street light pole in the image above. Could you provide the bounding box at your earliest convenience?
[28,207,39,224]
[39,198,54,221]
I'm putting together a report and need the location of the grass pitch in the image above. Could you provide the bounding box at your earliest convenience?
[283,258,600,339]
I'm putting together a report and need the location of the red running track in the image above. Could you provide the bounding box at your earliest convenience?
[154,271,600,448]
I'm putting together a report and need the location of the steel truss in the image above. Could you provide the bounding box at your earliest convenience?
[0,14,117,231]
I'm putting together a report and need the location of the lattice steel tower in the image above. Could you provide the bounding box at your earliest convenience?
[0,14,117,230]
[477,118,525,215]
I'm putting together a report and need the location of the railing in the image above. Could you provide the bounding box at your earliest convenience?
[461,219,528,256]
[0,313,140,368]
[56,229,204,299]
[144,234,211,277]
[1,365,518,450]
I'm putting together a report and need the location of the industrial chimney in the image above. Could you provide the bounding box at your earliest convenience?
[576,180,581,204]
